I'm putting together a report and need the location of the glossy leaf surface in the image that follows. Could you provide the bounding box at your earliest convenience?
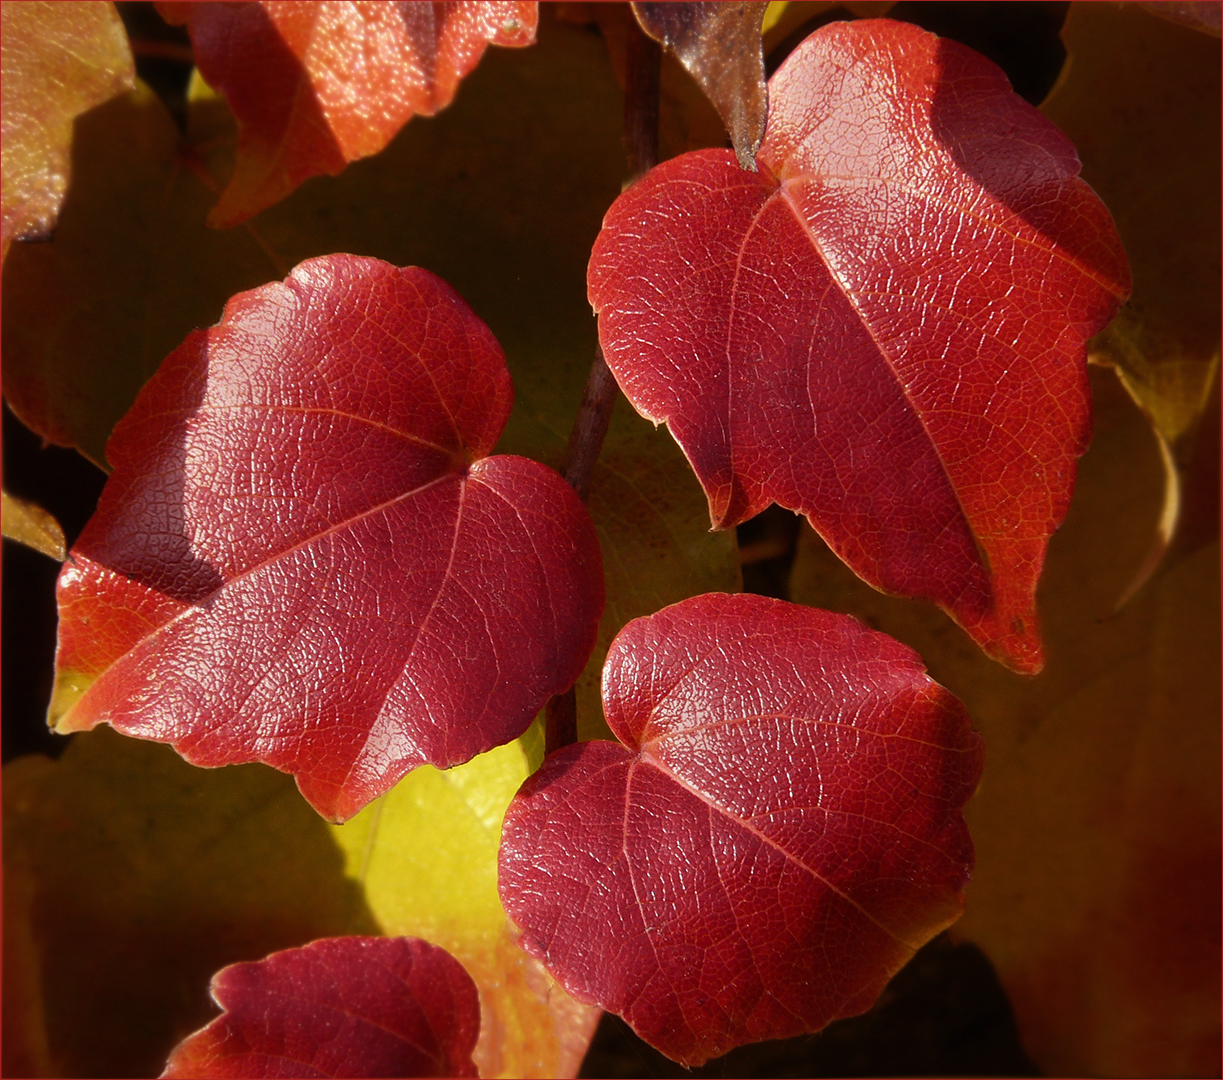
[2,18,736,727]
[631,1,769,169]
[158,1,537,226]
[332,729,599,1078]
[500,593,983,1066]
[51,255,604,822]
[162,937,479,1078]
[791,367,1221,1077]
[0,0,134,261]
[588,18,1131,673]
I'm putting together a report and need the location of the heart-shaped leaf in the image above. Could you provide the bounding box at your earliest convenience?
[0,0,134,261]
[499,592,983,1066]
[587,18,1131,673]
[51,255,604,822]
[158,1,538,226]
[162,937,480,1078]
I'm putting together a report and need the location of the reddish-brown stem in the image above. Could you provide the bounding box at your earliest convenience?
[543,12,662,760]
[560,345,618,502]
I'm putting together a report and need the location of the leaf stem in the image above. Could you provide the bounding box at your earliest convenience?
[543,13,661,759]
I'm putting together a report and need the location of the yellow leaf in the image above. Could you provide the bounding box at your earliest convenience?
[0,1,134,263]
[1,491,65,561]
[330,723,600,1078]
[2,728,375,1078]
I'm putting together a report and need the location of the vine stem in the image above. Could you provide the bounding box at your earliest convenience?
[544,13,661,758]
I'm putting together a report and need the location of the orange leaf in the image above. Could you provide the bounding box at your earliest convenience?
[158,1,538,226]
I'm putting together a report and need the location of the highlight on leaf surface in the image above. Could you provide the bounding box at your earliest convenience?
[0,0,134,262]
[162,937,480,1079]
[791,367,1222,1077]
[158,1,539,226]
[588,18,1131,674]
[51,254,604,822]
[499,592,983,1067]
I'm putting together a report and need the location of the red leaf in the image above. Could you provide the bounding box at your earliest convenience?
[161,937,480,1078]
[51,255,603,822]
[158,1,538,226]
[587,19,1131,673]
[499,592,983,1067]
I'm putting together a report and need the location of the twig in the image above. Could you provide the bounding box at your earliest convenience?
[544,13,661,759]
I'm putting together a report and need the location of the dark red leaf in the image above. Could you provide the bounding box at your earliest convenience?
[157,1,538,226]
[587,19,1131,673]
[630,1,769,169]
[499,592,983,1067]
[51,255,603,822]
[161,937,480,1078]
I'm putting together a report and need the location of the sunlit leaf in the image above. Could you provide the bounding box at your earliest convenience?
[790,368,1221,1076]
[50,256,604,822]
[0,0,133,262]
[1,491,65,561]
[4,16,739,740]
[589,18,1130,674]
[158,1,538,226]
[501,593,983,1067]
[1,80,283,469]
[330,730,599,1078]
[162,938,480,1079]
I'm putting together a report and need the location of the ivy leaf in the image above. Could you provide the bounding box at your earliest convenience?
[162,937,480,1078]
[2,727,379,1079]
[587,18,1131,674]
[50,255,604,822]
[1,80,281,469]
[630,1,769,169]
[499,592,983,1067]
[157,1,538,226]
[0,0,134,261]
[330,730,600,1079]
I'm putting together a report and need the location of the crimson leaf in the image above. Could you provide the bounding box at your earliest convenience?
[587,18,1131,674]
[51,255,603,822]
[161,937,479,1078]
[499,592,983,1066]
